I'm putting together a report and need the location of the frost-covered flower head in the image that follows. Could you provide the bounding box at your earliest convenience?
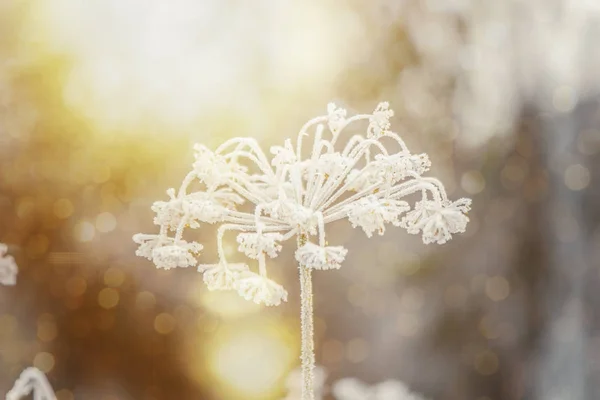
[6,367,56,400]
[134,102,471,306]
[0,243,17,286]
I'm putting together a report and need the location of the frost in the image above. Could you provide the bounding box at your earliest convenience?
[295,242,347,271]
[134,102,470,399]
[233,271,288,306]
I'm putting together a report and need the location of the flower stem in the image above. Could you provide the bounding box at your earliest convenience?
[298,232,315,400]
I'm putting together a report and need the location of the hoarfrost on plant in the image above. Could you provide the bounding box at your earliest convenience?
[133,101,471,400]
[134,101,470,304]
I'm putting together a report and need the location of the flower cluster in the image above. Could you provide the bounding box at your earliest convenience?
[134,102,471,306]
[0,243,17,286]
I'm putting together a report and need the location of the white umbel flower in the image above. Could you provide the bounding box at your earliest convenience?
[295,242,348,270]
[237,232,284,259]
[233,271,288,306]
[151,241,203,270]
[6,367,56,400]
[367,102,394,138]
[0,243,17,286]
[199,262,249,291]
[346,196,410,237]
[401,198,471,244]
[135,102,470,400]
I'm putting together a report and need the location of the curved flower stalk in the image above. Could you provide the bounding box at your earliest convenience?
[134,102,471,400]
[0,243,17,286]
[6,367,56,400]
[333,378,427,400]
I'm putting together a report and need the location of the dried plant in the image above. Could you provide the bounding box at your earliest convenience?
[0,243,17,286]
[134,102,471,399]
[6,367,56,400]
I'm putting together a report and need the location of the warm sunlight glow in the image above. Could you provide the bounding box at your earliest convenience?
[23,0,366,133]
[189,282,262,319]
[206,322,295,399]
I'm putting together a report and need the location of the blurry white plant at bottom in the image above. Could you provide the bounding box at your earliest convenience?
[283,366,328,400]
[333,378,427,400]
[281,366,427,400]
[0,243,17,286]
[5,367,56,400]
[134,102,471,400]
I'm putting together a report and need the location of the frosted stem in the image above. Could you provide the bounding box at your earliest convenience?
[297,231,315,400]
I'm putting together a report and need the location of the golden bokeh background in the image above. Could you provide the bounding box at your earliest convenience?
[1,1,600,399]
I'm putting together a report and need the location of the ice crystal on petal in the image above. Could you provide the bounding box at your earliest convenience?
[401,198,471,244]
[347,196,410,237]
[199,262,249,291]
[132,233,170,260]
[266,202,318,234]
[367,102,394,139]
[295,242,348,270]
[374,152,431,183]
[314,152,353,179]
[185,194,232,225]
[151,189,181,229]
[151,241,202,270]
[0,243,17,286]
[327,103,347,134]
[193,144,246,187]
[289,206,319,234]
[264,198,299,220]
[237,232,284,259]
[271,140,297,166]
[345,168,381,192]
[234,271,288,306]
[152,188,243,229]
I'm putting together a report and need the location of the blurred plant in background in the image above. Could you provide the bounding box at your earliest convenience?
[6,367,56,400]
[0,243,18,286]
